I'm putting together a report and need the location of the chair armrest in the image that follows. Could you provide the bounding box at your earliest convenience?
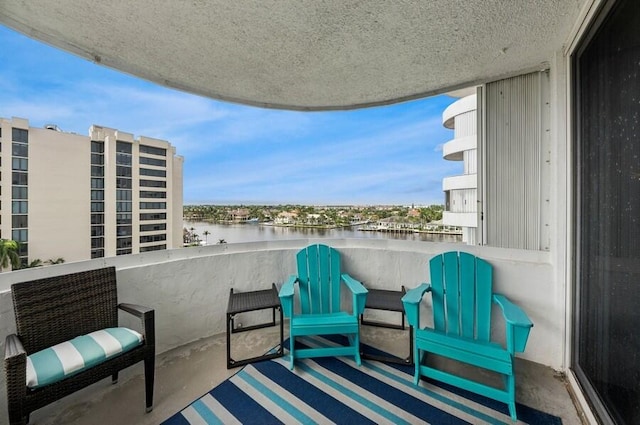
[341,274,368,315]
[278,275,298,318]
[492,294,533,353]
[119,303,155,347]
[5,334,26,361]
[401,283,431,327]
[5,334,27,407]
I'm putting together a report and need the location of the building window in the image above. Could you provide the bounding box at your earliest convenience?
[91,226,104,237]
[91,202,104,212]
[116,141,132,154]
[12,215,27,228]
[116,166,132,177]
[12,186,27,199]
[116,237,132,249]
[91,190,104,201]
[12,172,27,185]
[91,214,104,225]
[117,225,132,237]
[116,189,132,200]
[140,156,166,167]
[116,153,132,166]
[11,158,28,171]
[12,229,27,242]
[90,141,105,259]
[91,237,105,249]
[140,202,166,210]
[140,223,166,232]
[139,145,166,156]
[12,143,28,157]
[12,201,28,214]
[140,168,166,177]
[116,178,132,189]
[140,244,166,252]
[11,128,28,143]
[117,213,132,224]
[90,153,104,165]
[140,213,167,220]
[140,179,166,188]
[91,165,104,177]
[116,202,132,212]
[140,191,166,199]
[140,234,166,243]
[91,141,104,153]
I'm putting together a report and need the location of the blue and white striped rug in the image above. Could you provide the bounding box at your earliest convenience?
[163,336,562,424]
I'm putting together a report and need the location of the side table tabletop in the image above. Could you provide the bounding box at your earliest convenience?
[226,283,283,369]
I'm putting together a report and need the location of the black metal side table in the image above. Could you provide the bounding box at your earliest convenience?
[360,285,413,365]
[226,283,283,369]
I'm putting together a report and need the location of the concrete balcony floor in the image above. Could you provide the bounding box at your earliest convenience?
[28,326,585,425]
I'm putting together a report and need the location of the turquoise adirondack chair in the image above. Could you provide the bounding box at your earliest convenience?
[402,252,533,422]
[278,244,368,369]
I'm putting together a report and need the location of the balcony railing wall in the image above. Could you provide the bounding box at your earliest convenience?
[0,238,559,422]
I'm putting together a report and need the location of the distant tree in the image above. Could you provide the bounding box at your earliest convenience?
[218,239,227,244]
[46,258,65,265]
[202,230,211,244]
[24,259,44,268]
[0,239,20,271]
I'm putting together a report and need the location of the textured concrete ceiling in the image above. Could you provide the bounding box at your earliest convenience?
[0,1,588,111]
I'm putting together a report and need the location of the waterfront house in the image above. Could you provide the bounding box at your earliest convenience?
[0,1,637,423]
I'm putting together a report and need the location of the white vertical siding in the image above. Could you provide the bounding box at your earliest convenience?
[463,149,477,175]
[482,71,550,250]
[454,110,476,139]
[450,188,477,213]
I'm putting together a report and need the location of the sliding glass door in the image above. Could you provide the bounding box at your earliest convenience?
[574,1,640,423]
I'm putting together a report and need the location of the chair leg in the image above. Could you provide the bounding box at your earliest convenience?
[506,373,517,422]
[112,372,119,384]
[413,347,421,385]
[7,408,27,425]
[354,332,362,366]
[144,354,155,413]
[289,336,295,370]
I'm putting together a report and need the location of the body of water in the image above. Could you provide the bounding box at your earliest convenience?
[184,222,462,245]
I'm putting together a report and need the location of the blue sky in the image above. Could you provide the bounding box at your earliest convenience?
[0,25,459,206]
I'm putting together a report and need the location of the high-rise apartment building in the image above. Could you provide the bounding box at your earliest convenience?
[0,117,184,265]
[441,92,478,245]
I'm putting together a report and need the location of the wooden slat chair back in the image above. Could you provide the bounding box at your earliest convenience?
[402,252,533,422]
[279,244,368,369]
[295,243,342,315]
[430,251,493,342]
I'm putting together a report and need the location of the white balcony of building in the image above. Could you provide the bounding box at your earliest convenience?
[442,211,477,228]
[442,94,477,130]
[442,135,476,161]
[442,174,477,192]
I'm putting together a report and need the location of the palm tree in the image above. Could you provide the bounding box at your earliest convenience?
[46,258,65,265]
[0,239,21,271]
[24,259,44,268]
[202,230,210,245]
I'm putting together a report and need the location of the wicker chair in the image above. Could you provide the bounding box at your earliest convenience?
[4,267,155,425]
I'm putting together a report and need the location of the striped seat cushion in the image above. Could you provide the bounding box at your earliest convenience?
[26,327,144,389]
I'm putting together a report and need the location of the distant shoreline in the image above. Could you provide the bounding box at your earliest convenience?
[192,220,462,236]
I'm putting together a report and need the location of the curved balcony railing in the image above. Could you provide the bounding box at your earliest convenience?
[0,238,559,410]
